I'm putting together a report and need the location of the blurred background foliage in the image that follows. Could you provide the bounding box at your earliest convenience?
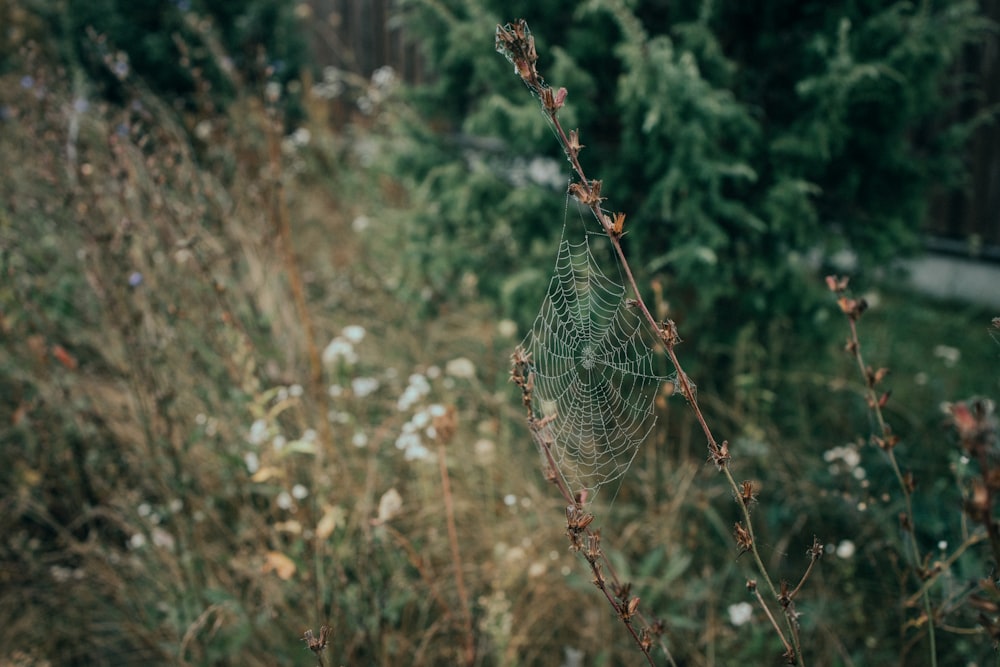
[393,0,991,360]
[1,0,999,665]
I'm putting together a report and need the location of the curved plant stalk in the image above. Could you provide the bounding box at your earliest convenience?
[264,86,335,635]
[826,276,937,667]
[498,19,811,666]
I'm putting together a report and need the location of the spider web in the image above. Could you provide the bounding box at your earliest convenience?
[521,219,670,501]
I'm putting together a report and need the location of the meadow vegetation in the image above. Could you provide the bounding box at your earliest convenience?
[1,1,999,666]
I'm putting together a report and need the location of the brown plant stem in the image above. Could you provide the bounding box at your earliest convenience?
[498,19,803,665]
[829,277,938,667]
[437,441,476,666]
[265,100,334,626]
[750,581,794,659]
[789,538,825,601]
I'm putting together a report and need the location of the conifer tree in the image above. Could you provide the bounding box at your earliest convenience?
[392,0,988,352]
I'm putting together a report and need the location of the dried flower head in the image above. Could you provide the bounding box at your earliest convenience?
[568,180,604,207]
[837,296,868,322]
[738,480,760,509]
[609,212,626,237]
[302,625,331,656]
[734,522,753,555]
[825,275,850,293]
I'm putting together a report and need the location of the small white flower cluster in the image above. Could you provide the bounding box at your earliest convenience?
[247,418,270,446]
[276,484,310,511]
[395,403,448,462]
[49,564,84,583]
[823,444,866,480]
[444,357,476,380]
[322,325,366,367]
[933,344,961,367]
[727,601,753,627]
[290,127,311,147]
[351,376,380,398]
[194,412,218,437]
[397,372,431,411]
[313,66,346,100]
[371,66,396,89]
[351,215,371,232]
[390,359,480,461]
[128,498,187,551]
[265,81,282,104]
[281,127,313,157]
[357,66,397,115]
[834,539,856,559]
[244,450,260,473]
[312,65,396,113]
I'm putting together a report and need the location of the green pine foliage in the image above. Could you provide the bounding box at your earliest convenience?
[391,0,989,355]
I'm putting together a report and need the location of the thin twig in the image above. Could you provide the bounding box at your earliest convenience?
[827,276,938,667]
[436,432,476,666]
[264,91,334,626]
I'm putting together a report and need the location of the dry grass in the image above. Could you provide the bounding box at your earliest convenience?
[0,33,636,667]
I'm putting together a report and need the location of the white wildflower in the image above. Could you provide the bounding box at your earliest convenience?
[194,119,212,140]
[411,411,430,429]
[474,438,495,464]
[836,539,856,559]
[371,66,396,89]
[265,81,282,103]
[395,432,420,451]
[291,127,311,146]
[410,373,431,391]
[322,337,357,365]
[351,376,379,397]
[728,602,753,627]
[933,344,961,367]
[376,488,403,523]
[152,527,175,551]
[497,319,518,338]
[403,443,431,461]
[248,419,269,445]
[276,491,293,510]
[342,325,366,344]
